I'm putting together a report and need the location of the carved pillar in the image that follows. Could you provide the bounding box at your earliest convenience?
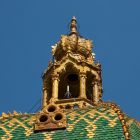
[92,80,100,105]
[52,74,59,100]
[79,72,87,99]
[42,87,47,108]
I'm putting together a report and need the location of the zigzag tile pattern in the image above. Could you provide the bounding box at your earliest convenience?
[0,106,130,140]
[128,120,140,140]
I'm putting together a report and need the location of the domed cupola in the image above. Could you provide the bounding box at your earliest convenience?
[52,17,94,64]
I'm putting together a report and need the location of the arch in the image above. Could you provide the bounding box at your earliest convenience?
[58,62,80,99]
[54,58,80,75]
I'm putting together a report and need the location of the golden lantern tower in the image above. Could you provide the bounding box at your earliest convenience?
[42,17,102,106]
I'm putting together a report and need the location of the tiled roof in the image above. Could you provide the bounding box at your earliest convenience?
[0,105,139,140]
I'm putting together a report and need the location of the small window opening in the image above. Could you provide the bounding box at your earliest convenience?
[54,113,63,121]
[65,104,71,109]
[73,104,79,109]
[47,105,56,112]
[39,115,48,122]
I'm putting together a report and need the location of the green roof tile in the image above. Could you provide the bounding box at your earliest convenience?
[0,106,139,139]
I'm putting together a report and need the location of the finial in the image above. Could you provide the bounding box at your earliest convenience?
[70,16,78,35]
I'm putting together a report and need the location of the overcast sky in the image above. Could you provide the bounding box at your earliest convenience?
[0,0,140,120]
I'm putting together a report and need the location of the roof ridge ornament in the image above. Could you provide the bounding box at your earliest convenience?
[64,85,72,99]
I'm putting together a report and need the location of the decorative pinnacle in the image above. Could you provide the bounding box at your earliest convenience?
[70,16,78,35]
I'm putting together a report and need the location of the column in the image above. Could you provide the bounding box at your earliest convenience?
[79,72,87,99]
[42,87,47,108]
[92,80,100,105]
[52,74,59,100]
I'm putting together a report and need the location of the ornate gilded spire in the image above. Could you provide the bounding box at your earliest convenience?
[69,16,78,35]
[51,17,94,63]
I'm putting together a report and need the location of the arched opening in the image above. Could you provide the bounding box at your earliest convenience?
[58,63,80,99]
